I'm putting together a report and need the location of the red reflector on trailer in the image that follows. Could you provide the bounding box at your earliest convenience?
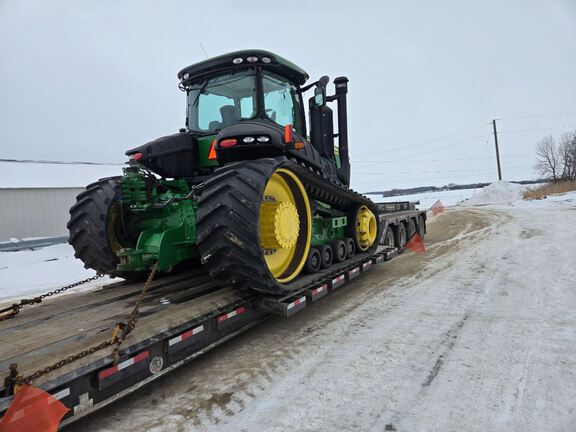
[217,306,245,322]
[284,124,293,143]
[220,138,238,147]
[130,152,143,160]
[98,351,150,380]
[208,140,217,160]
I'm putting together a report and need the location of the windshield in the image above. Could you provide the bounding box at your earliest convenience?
[262,71,303,135]
[187,69,256,134]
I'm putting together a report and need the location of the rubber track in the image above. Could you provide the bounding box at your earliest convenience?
[196,157,382,295]
[67,177,122,274]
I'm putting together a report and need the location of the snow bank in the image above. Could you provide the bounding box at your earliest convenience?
[463,181,523,205]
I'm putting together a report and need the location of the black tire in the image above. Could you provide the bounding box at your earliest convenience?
[382,226,395,248]
[330,239,347,263]
[67,177,142,279]
[395,222,407,253]
[320,244,333,269]
[306,248,322,273]
[344,237,356,258]
[417,215,426,238]
[407,219,416,241]
[197,159,311,295]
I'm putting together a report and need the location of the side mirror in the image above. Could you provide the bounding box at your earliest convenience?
[314,86,325,106]
[314,75,330,106]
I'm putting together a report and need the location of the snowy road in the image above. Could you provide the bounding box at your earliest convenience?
[66,194,576,432]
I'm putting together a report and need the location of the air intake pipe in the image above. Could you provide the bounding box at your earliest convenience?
[333,76,350,186]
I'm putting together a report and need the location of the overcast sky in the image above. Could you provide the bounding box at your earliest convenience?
[1,0,575,191]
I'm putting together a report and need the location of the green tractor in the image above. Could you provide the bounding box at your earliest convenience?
[67,50,380,295]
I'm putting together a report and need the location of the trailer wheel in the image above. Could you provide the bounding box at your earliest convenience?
[382,226,395,248]
[306,248,322,273]
[330,240,347,263]
[344,238,356,259]
[407,219,416,241]
[417,215,426,238]
[320,244,333,269]
[395,223,407,253]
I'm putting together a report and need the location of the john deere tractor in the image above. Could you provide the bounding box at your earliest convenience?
[67,50,380,294]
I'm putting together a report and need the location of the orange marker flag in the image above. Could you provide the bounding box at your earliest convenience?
[429,200,444,215]
[405,233,426,254]
[0,385,69,432]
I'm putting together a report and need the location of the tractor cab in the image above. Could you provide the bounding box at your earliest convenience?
[126,50,351,187]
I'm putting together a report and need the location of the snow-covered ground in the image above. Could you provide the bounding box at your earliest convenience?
[0,243,113,303]
[2,182,576,431]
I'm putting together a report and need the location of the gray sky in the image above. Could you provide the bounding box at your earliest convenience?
[1,0,575,191]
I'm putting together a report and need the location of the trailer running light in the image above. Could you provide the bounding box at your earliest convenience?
[232,57,243,64]
[130,152,143,160]
[284,124,293,143]
[243,136,255,143]
[261,57,271,63]
[220,138,238,147]
[246,56,258,63]
[256,136,270,143]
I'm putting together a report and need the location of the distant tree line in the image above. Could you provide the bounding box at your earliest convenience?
[535,130,576,182]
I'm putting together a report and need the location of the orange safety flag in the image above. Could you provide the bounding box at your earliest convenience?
[405,233,426,254]
[0,385,69,432]
[429,200,444,215]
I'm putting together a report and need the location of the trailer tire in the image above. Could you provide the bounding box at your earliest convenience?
[407,219,416,241]
[395,223,407,253]
[382,226,395,248]
[417,215,426,238]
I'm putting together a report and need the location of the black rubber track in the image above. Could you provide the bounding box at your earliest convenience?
[196,157,382,295]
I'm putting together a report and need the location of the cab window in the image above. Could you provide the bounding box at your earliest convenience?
[262,71,302,135]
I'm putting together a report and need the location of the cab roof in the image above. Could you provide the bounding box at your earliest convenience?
[177,49,309,86]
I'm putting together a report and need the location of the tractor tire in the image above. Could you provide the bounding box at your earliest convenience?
[196,159,312,295]
[67,177,143,280]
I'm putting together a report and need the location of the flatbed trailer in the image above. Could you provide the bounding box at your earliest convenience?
[0,206,426,429]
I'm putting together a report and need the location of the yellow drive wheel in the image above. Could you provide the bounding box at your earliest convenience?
[259,168,311,283]
[355,205,378,251]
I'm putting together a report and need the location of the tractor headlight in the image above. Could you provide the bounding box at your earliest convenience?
[257,136,270,143]
[246,56,258,63]
[243,136,255,143]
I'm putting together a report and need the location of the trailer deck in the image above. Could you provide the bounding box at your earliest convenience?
[0,208,425,429]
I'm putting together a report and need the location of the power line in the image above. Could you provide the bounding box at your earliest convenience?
[499,125,576,133]
[387,134,492,162]
[498,111,576,121]
[353,153,533,164]
[0,159,124,166]
[353,123,491,157]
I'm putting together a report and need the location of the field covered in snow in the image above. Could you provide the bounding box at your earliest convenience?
[1,182,575,432]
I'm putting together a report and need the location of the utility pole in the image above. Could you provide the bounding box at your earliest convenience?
[492,119,502,181]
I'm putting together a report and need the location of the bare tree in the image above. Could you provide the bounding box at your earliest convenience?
[535,135,560,182]
[558,131,576,181]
